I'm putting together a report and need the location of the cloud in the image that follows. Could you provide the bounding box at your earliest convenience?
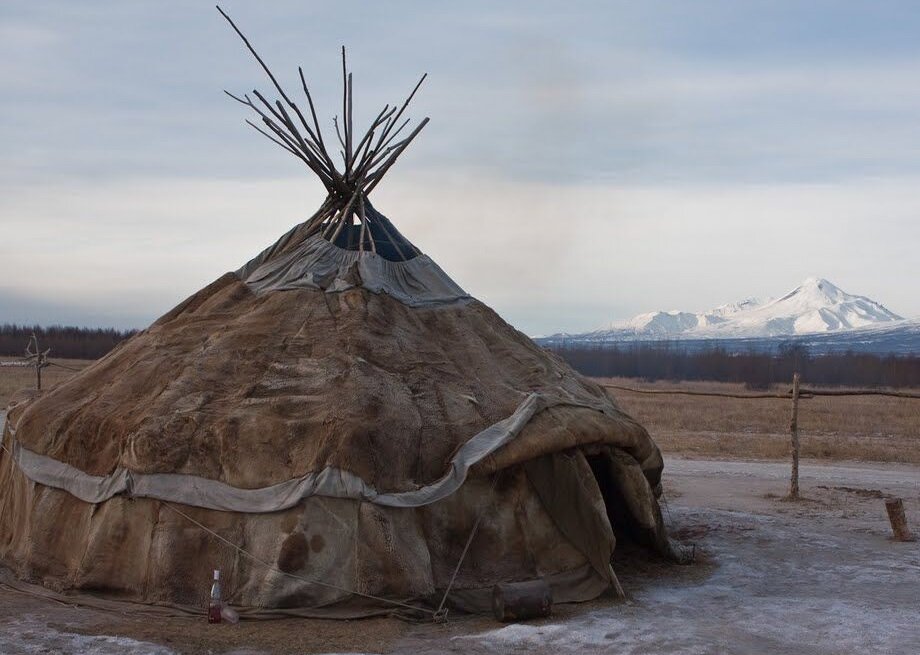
[2,171,918,333]
[2,1,920,334]
[5,2,920,186]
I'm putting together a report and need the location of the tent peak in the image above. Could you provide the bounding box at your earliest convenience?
[217,5,429,259]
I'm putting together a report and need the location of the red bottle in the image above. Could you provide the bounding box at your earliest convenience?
[208,569,222,624]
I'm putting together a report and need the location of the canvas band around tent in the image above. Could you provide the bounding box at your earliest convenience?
[0,6,689,621]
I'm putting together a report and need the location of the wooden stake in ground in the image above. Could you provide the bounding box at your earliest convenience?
[24,333,51,391]
[788,372,801,499]
[884,498,915,541]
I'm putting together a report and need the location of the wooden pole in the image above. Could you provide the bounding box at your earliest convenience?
[884,498,915,541]
[357,195,368,253]
[609,565,626,599]
[25,333,50,392]
[788,372,801,499]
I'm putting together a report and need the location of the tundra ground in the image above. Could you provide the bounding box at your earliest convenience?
[599,377,920,464]
[0,371,917,653]
[0,455,917,655]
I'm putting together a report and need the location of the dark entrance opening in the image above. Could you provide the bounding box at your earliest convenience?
[585,452,659,565]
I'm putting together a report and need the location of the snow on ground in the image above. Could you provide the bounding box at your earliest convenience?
[0,444,916,654]
[440,505,919,655]
[0,614,175,655]
[400,458,920,655]
[668,456,920,488]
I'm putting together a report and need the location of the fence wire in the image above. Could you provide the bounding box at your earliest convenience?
[603,383,920,400]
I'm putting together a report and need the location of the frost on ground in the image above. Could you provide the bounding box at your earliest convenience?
[0,614,175,654]
[405,458,920,655]
[443,507,919,655]
[0,458,916,654]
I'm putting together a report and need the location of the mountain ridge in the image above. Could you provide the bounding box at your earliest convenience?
[546,277,907,343]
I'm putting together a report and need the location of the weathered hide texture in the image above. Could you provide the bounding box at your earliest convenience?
[0,236,680,616]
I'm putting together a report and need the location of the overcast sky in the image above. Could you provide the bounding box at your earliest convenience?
[1,1,919,334]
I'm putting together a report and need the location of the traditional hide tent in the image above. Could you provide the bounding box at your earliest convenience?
[0,9,686,619]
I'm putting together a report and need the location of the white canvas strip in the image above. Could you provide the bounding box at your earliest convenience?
[2,392,613,512]
[238,235,469,307]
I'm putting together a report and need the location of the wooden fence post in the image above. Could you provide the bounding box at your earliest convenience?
[885,498,915,541]
[788,372,801,499]
[25,333,51,391]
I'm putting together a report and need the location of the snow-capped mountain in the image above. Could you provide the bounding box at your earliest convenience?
[548,277,906,342]
[613,295,765,338]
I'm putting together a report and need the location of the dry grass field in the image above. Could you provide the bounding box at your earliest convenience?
[0,360,93,407]
[598,376,920,464]
[0,366,917,654]
[1,364,916,464]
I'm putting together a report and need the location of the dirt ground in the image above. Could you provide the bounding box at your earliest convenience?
[0,454,917,655]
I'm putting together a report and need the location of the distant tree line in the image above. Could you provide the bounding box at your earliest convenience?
[551,343,920,389]
[0,324,138,360]
[3,323,917,388]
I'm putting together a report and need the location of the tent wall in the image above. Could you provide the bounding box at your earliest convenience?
[0,449,615,613]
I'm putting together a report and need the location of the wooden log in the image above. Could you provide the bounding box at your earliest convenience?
[608,564,626,599]
[885,498,915,541]
[357,116,407,180]
[788,372,801,499]
[299,200,336,241]
[216,6,299,109]
[357,195,368,253]
[218,6,430,201]
[321,210,342,240]
[372,73,427,151]
[346,72,354,172]
[334,117,346,153]
[491,579,552,623]
[250,91,335,179]
[363,118,429,196]
[352,104,395,172]
[273,100,331,174]
[327,214,346,244]
[297,67,346,191]
[364,117,411,171]
[366,205,409,261]
[328,191,360,244]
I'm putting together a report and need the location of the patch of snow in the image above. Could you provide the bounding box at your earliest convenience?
[451,505,920,655]
[0,615,175,655]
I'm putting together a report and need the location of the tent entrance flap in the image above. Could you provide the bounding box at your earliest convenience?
[585,446,695,563]
[525,445,690,578]
[586,450,648,552]
[523,450,617,586]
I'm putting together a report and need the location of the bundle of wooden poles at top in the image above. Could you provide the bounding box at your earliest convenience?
[218,5,429,260]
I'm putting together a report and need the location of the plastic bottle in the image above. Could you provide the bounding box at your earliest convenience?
[208,569,222,624]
